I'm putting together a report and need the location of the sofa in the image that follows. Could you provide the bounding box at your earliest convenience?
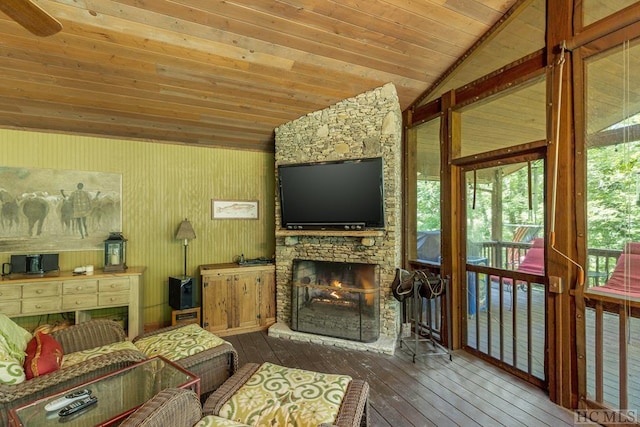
[0,318,239,426]
[0,318,146,427]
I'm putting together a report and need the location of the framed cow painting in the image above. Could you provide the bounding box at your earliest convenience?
[0,166,122,252]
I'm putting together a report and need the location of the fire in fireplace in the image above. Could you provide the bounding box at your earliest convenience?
[290,259,380,343]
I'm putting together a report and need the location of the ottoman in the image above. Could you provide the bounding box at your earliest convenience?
[133,324,238,398]
[201,362,369,427]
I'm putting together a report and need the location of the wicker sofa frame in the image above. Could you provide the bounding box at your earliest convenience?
[132,324,238,399]
[0,319,146,427]
[120,388,203,427]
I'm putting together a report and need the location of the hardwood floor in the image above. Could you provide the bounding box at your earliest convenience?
[225,330,584,427]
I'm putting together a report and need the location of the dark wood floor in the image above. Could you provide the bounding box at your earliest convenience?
[226,330,584,427]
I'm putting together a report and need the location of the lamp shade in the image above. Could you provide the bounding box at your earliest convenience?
[176,219,196,241]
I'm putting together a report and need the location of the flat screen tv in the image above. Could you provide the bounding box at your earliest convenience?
[278,157,385,230]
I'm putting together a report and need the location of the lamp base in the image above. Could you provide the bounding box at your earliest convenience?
[104,264,127,272]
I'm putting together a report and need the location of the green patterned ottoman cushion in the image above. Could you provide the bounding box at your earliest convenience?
[196,415,250,427]
[61,340,139,367]
[219,362,352,427]
[133,324,227,361]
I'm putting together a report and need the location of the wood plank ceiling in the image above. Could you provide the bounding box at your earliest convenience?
[0,0,519,152]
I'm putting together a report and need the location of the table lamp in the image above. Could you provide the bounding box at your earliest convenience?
[170,219,197,311]
[175,218,196,276]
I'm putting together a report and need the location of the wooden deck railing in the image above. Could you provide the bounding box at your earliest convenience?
[411,241,635,405]
[581,290,640,411]
[476,241,621,282]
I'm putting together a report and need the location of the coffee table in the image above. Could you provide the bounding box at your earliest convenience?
[9,356,200,427]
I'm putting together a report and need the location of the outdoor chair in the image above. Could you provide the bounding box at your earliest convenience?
[490,238,545,310]
[588,242,640,299]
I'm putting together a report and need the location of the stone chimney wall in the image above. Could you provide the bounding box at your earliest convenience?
[274,83,402,342]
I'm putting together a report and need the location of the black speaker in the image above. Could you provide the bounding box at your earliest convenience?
[169,276,195,310]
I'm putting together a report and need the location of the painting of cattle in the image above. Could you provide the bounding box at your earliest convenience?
[0,167,122,252]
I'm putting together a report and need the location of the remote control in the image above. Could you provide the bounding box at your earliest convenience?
[58,395,98,417]
[44,389,92,412]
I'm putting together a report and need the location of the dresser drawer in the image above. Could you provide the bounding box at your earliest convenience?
[0,301,21,316]
[22,298,60,314]
[0,285,21,300]
[63,294,98,310]
[22,282,60,298]
[99,278,130,293]
[63,280,98,295]
[98,292,129,306]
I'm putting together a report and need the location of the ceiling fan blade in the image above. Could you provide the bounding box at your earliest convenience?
[0,0,62,37]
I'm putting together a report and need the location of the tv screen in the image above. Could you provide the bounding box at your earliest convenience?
[278,157,385,230]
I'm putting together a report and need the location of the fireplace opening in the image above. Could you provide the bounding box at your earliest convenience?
[290,259,380,343]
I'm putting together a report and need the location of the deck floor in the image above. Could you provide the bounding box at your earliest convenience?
[465,281,640,410]
[226,330,584,427]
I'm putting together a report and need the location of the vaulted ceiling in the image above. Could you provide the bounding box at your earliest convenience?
[0,0,520,152]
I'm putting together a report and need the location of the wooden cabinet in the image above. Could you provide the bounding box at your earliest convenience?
[0,267,145,339]
[200,263,275,336]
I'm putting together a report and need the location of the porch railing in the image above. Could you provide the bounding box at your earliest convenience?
[413,240,632,404]
[476,241,621,286]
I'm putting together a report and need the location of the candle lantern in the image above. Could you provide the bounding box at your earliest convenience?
[104,232,127,272]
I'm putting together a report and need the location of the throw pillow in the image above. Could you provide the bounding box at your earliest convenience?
[0,313,32,363]
[0,338,25,385]
[24,332,64,379]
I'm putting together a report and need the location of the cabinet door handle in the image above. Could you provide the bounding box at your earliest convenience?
[36,289,44,294]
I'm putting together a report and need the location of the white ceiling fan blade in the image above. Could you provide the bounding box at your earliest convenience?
[0,0,62,37]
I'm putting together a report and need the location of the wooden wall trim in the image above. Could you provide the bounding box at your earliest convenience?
[440,89,463,349]
[567,2,640,50]
[546,0,578,409]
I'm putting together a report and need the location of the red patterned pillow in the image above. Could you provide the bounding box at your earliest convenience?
[24,332,63,379]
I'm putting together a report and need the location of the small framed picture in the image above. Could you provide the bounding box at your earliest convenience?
[212,199,259,219]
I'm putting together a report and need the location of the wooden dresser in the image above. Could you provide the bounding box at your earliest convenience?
[200,263,275,336]
[0,267,145,339]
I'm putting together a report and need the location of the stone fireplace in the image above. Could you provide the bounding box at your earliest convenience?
[270,83,402,354]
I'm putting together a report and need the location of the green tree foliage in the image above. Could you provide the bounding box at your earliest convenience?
[417,179,440,231]
[587,142,640,249]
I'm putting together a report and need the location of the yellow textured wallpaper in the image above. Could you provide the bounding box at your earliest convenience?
[0,129,275,328]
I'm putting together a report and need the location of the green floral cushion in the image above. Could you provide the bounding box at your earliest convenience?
[61,340,139,368]
[0,313,32,363]
[218,362,351,427]
[196,415,250,427]
[133,324,227,361]
[0,335,26,385]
